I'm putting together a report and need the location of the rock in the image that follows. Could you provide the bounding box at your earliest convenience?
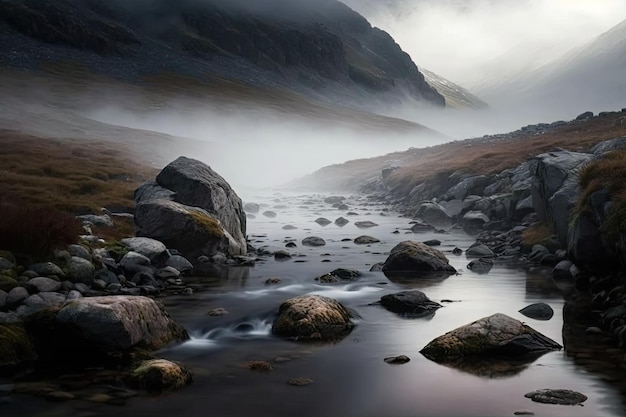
[519,303,554,320]
[153,156,246,252]
[380,291,442,316]
[288,377,314,386]
[121,237,167,261]
[130,359,192,392]
[94,268,120,285]
[355,221,378,228]
[135,199,241,258]
[591,137,626,155]
[467,258,494,274]
[274,250,292,260]
[423,239,441,246]
[445,175,491,200]
[51,296,189,352]
[67,244,91,261]
[16,292,67,316]
[134,179,176,203]
[6,287,29,307]
[324,196,345,204]
[314,218,332,226]
[381,241,456,274]
[243,202,260,213]
[27,262,64,278]
[24,277,61,294]
[465,242,495,258]
[575,111,593,120]
[282,225,298,230]
[272,295,356,341]
[244,360,272,371]
[155,266,181,280]
[0,290,6,309]
[0,323,37,368]
[337,204,349,210]
[0,257,15,270]
[524,389,587,405]
[410,220,435,233]
[383,355,410,364]
[262,210,277,218]
[334,217,349,227]
[316,268,360,283]
[452,247,463,256]
[77,214,113,227]
[66,256,95,285]
[302,237,326,247]
[415,202,453,226]
[165,255,194,273]
[462,211,490,235]
[420,313,562,360]
[285,242,297,248]
[0,276,18,292]
[119,251,152,274]
[354,235,380,244]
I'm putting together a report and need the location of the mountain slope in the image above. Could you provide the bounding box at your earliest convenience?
[420,68,487,109]
[481,18,626,116]
[0,0,444,110]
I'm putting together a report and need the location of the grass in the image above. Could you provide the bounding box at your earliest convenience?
[574,150,626,243]
[521,223,556,252]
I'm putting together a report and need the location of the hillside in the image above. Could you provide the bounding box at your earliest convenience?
[290,109,626,192]
[0,0,444,110]
[420,68,487,109]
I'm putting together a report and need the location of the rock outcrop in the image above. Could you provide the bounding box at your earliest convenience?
[135,157,246,258]
[379,290,442,316]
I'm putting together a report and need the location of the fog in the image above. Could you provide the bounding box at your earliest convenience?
[342,0,626,89]
[87,103,443,192]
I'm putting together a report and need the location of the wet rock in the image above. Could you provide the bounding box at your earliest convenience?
[285,242,297,248]
[262,210,277,218]
[288,377,313,386]
[324,196,345,204]
[50,296,189,352]
[316,268,360,283]
[452,247,463,256]
[380,290,442,316]
[274,250,292,260]
[423,239,441,246]
[462,211,490,235]
[334,217,349,227]
[265,278,281,285]
[165,255,193,273]
[382,241,456,274]
[355,221,378,228]
[282,225,298,230]
[272,295,356,341]
[524,389,587,405]
[121,237,166,261]
[244,202,260,213]
[314,217,332,226]
[155,266,181,280]
[467,258,494,274]
[302,237,326,247]
[354,235,380,244]
[384,355,410,364]
[244,360,273,371]
[519,303,554,320]
[420,313,562,360]
[410,221,435,233]
[415,202,453,226]
[130,359,192,392]
[465,242,495,258]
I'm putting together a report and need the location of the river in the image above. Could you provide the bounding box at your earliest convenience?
[3,192,625,417]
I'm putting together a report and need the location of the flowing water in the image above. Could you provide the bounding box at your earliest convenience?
[3,192,625,417]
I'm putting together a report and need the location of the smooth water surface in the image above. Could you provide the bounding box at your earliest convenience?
[5,192,625,417]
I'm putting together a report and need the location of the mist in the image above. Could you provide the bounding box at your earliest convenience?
[87,103,442,192]
[342,0,626,89]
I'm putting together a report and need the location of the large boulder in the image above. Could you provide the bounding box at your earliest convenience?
[135,199,241,258]
[382,241,456,274]
[135,157,246,257]
[272,295,356,341]
[414,202,453,226]
[420,313,562,360]
[121,237,167,261]
[48,296,188,352]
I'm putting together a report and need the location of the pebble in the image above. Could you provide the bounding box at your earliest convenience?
[288,378,313,386]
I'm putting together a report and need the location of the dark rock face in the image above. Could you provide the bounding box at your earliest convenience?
[272,295,356,341]
[382,241,456,274]
[466,258,494,274]
[380,290,442,316]
[0,0,444,108]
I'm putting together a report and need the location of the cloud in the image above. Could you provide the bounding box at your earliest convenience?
[343,0,626,87]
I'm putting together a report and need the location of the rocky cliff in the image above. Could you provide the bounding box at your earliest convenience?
[0,0,444,110]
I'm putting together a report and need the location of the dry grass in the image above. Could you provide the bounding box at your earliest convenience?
[0,130,157,215]
[575,150,626,243]
[521,223,555,251]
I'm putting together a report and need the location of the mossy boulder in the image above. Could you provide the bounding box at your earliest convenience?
[272,295,356,342]
[130,359,192,392]
[420,313,562,360]
[0,323,37,369]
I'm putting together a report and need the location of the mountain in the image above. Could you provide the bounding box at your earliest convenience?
[479,18,626,118]
[0,0,444,110]
[420,68,487,109]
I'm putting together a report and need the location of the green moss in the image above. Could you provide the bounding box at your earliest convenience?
[0,324,37,368]
[0,275,18,292]
[106,240,131,262]
[188,210,224,238]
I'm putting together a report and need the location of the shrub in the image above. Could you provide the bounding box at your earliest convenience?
[0,203,81,259]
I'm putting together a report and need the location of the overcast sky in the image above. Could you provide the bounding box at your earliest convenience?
[342,0,626,87]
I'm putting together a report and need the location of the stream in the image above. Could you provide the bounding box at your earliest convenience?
[4,192,625,417]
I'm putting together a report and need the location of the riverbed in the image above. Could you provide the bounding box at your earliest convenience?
[3,192,625,417]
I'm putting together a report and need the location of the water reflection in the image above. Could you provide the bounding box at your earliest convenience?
[422,352,544,378]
